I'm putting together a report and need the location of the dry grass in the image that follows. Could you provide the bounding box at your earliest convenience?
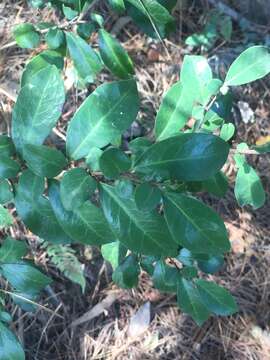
[1,1,270,359]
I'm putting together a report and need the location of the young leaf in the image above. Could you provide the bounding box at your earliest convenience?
[66,79,139,160]
[100,183,178,256]
[0,155,20,179]
[66,32,103,83]
[112,254,140,289]
[202,171,229,198]
[99,147,131,178]
[163,192,230,254]
[0,135,15,157]
[220,123,235,142]
[13,23,40,49]
[15,170,73,244]
[234,162,265,209]
[49,181,114,245]
[98,29,135,79]
[152,260,178,293]
[101,241,127,270]
[177,277,210,326]
[23,144,67,178]
[134,182,161,211]
[134,133,229,182]
[0,237,28,263]
[0,205,13,229]
[224,46,270,86]
[155,82,189,141]
[0,179,13,205]
[12,66,65,153]
[0,322,25,360]
[195,279,238,316]
[21,50,64,87]
[45,28,65,49]
[60,168,97,211]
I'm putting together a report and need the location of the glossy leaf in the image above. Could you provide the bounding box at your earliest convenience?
[163,192,230,254]
[49,181,114,245]
[67,79,139,160]
[234,162,265,209]
[112,254,140,289]
[13,23,40,49]
[0,322,25,360]
[45,28,65,49]
[0,135,15,157]
[0,179,13,204]
[224,46,270,86]
[99,147,131,178]
[0,237,28,263]
[15,170,72,244]
[100,183,178,256]
[0,155,20,179]
[101,241,127,270]
[155,82,189,141]
[23,144,67,178]
[202,171,228,197]
[66,32,103,83]
[195,279,238,316]
[134,133,229,182]
[60,168,96,210]
[177,277,210,326]
[134,182,161,211]
[12,66,65,153]
[152,260,178,293]
[0,205,13,229]
[98,29,134,79]
[21,50,64,87]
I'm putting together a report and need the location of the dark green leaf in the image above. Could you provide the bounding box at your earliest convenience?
[196,254,224,274]
[101,241,127,270]
[0,155,20,179]
[134,133,229,182]
[202,171,228,197]
[0,179,13,205]
[195,279,238,316]
[63,5,78,20]
[85,147,103,171]
[112,254,140,289]
[163,192,230,254]
[0,205,13,229]
[60,168,96,210]
[107,0,125,13]
[0,322,25,360]
[115,179,134,198]
[13,23,40,49]
[66,32,103,83]
[99,147,131,178]
[45,28,65,49]
[66,79,139,160]
[134,182,161,211]
[0,312,12,324]
[23,144,67,178]
[0,135,15,157]
[152,260,178,292]
[98,29,134,79]
[0,237,28,263]
[12,66,65,153]
[100,183,178,256]
[177,277,210,326]
[177,248,194,267]
[49,181,114,245]
[77,22,96,39]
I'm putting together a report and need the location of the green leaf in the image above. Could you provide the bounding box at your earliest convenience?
[13,23,40,49]
[195,279,238,316]
[139,255,157,275]
[85,147,103,171]
[49,181,114,245]
[77,22,96,39]
[66,32,103,83]
[112,254,140,289]
[45,28,65,49]
[0,237,28,263]
[66,79,139,160]
[234,162,265,209]
[126,0,175,39]
[177,248,194,267]
[63,5,78,20]
[0,322,25,360]
[0,205,13,229]
[15,170,72,244]
[1,261,51,296]
[107,0,125,13]
[152,260,178,292]
[155,82,189,141]
[23,144,67,178]
[220,16,232,41]
[21,50,64,87]
[0,136,15,157]
[98,29,134,79]
[0,312,12,324]
[177,277,210,326]
[101,241,127,270]
[100,183,178,256]
[224,46,270,86]
[196,254,224,274]
[0,155,20,179]
[134,133,229,182]
[202,171,228,197]
[91,13,104,27]
[12,66,65,153]
[99,147,131,178]
[134,182,161,211]
[60,168,97,210]
[129,137,152,161]
[220,123,235,141]
[163,192,230,254]
[0,179,13,205]
[115,179,134,198]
